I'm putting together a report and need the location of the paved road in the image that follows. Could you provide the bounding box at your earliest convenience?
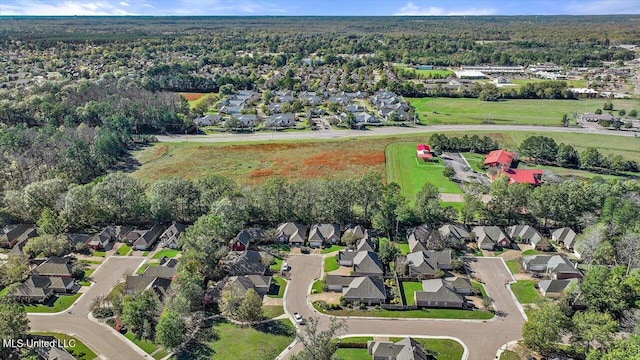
[282,255,525,360]
[158,124,639,143]
[28,257,147,360]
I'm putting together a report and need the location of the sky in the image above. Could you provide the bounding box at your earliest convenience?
[0,0,639,16]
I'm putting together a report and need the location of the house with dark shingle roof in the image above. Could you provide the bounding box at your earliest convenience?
[159,222,187,249]
[227,275,273,297]
[325,275,354,292]
[338,250,358,266]
[522,255,582,280]
[276,222,307,246]
[414,279,465,308]
[438,224,473,245]
[225,250,267,276]
[472,226,510,250]
[124,275,172,298]
[0,224,37,248]
[308,223,341,248]
[538,279,577,298]
[353,251,384,276]
[230,228,267,251]
[33,257,73,278]
[342,276,386,305]
[129,225,165,251]
[507,225,551,251]
[407,224,444,251]
[403,250,452,278]
[367,337,435,360]
[143,257,178,280]
[552,227,577,251]
[356,236,376,252]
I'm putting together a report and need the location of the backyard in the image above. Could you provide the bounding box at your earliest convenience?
[510,280,540,304]
[401,281,423,306]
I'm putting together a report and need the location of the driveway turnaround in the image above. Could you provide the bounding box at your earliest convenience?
[28,256,148,360]
[282,255,525,360]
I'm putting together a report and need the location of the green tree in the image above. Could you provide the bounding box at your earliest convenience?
[628,109,638,118]
[378,241,399,273]
[22,234,69,258]
[619,109,626,117]
[92,173,147,223]
[36,208,67,235]
[155,308,187,349]
[372,183,405,240]
[219,285,243,318]
[121,290,161,340]
[149,177,201,223]
[414,182,444,224]
[580,266,634,317]
[594,335,640,360]
[595,108,603,115]
[520,136,558,163]
[62,183,98,230]
[0,297,30,359]
[522,302,569,356]
[571,311,618,353]
[171,269,204,312]
[461,192,484,225]
[236,289,263,322]
[556,143,581,168]
[561,113,570,127]
[0,254,30,286]
[195,175,236,213]
[603,101,614,111]
[292,317,347,360]
[580,148,604,169]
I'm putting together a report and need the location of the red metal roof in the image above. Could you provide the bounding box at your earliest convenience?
[499,168,543,185]
[484,149,515,166]
[416,144,431,151]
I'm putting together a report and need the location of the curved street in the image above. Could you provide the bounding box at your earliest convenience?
[157,124,639,143]
[281,254,525,360]
[28,257,148,360]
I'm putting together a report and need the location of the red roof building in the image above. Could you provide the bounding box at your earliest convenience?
[416,144,431,152]
[497,168,543,185]
[484,150,515,167]
[416,144,434,161]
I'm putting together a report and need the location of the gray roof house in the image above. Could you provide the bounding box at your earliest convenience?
[130,225,165,250]
[414,279,465,309]
[88,225,130,250]
[472,226,510,250]
[159,222,187,249]
[227,275,273,297]
[33,257,73,277]
[438,224,473,246]
[538,279,577,298]
[230,227,268,251]
[408,224,444,251]
[13,275,75,303]
[0,224,37,248]
[276,222,307,245]
[353,251,384,276]
[143,257,178,280]
[338,250,358,266]
[124,275,172,298]
[225,250,267,276]
[308,223,341,248]
[325,275,354,292]
[522,255,582,280]
[193,114,222,126]
[445,277,473,295]
[404,251,452,278]
[367,337,435,360]
[342,276,386,305]
[507,225,551,251]
[356,236,376,252]
[552,227,578,250]
[408,235,429,253]
[229,114,257,128]
[265,113,296,128]
[344,225,367,241]
[354,112,380,124]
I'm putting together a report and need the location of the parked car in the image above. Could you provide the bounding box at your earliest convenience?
[293,312,305,325]
[300,247,310,254]
[531,273,543,279]
[282,262,290,271]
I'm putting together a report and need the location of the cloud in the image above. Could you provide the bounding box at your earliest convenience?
[168,0,287,15]
[395,2,496,16]
[0,0,137,15]
[119,1,129,6]
[564,0,640,14]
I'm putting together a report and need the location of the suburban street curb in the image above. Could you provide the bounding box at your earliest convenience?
[337,334,469,360]
[494,339,522,359]
[497,257,529,321]
[87,311,152,359]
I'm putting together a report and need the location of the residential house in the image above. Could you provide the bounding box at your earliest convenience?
[497,168,543,186]
[276,222,307,246]
[193,114,222,127]
[483,149,515,168]
[408,235,429,253]
[438,224,473,246]
[143,257,178,280]
[354,112,380,124]
[472,226,510,250]
[229,114,257,128]
[87,225,130,250]
[445,277,472,295]
[538,279,576,298]
[338,250,358,266]
[13,275,76,303]
[408,224,444,251]
[344,225,367,242]
[579,113,620,122]
[308,223,341,248]
[507,225,551,251]
[230,227,268,251]
[225,250,267,276]
[265,113,296,128]
[414,279,465,308]
[33,257,74,278]
[345,104,364,113]
[522,255,582,279]
[227,275,272,297]
[342,276,386,305]
[367,337,435,360]
[552,227,578,251]
[353,251,384,276]
[356,236,376,252]
[0,224,37,248]
[325,275,354,292]
[128,225,165,251]
[403,250,452,278]
[35,340,76,360]
[158,222,187,249]
[124,275,172,298]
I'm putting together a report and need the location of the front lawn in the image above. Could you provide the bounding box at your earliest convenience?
[386,142,462,202]
[321,245,346,254]
[269,257,283,272]
[505,259,522,274]
[500,350,520,360]
[79,269,95,286]
[311,279,325,294]
[206,319,295,360]
[471,280,488,298]
[152,249,180,259]
[521,249,543,256]
[510,280,540,304]
[401,281,423,306]
[124,331,162,354]
[263,305,285,319]
[390,337,464,360]
[24,294,82,313]
[334,348,371,360]
[117,244,132,256]
[80,259,103,265]
[324,255,339,272]
[91,251,106,257]
[313,302,493,320]
[267,277,287,298]
[31,332,97,360]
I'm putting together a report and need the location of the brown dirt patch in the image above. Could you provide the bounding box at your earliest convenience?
[179,92,208,101]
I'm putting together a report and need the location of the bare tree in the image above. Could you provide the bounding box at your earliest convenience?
[616,233,640,274]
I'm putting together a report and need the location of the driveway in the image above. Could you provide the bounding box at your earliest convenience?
[281,255,525,360]
[28,256,148,360]
[441,152,491,186]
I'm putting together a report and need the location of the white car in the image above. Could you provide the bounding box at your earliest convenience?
[282,262,290,271]
[293,312,305,325]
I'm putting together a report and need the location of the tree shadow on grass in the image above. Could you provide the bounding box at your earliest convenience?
[253,320,295,337]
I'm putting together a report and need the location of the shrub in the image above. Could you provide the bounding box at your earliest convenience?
[339,297,347,307]
[93,307,114,318]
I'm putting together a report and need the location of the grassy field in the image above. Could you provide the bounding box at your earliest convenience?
[208,319,295,360]
[151,249,180,259]
[24,294,82,313]
[510,78,587,88]
[407,97,639,126]
[510,280,540,304]
[522,163,631,181]
[179,92,217,109]
[314,302,493,319]
[334,348,371,360]
[268,277,287,298]
[91,251,106,257]
[505,259,522,274]
[31,332,98,360]
[386,142,462,201]
[393,64,454,77]
[402,281,423,306]
[324,255,340,272]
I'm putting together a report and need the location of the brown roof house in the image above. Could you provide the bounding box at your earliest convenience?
[276,222,307,246]
[308,223,341,248]
[33,257,74,278]
[367,337,435,360]
[342,276,386,305]
[538,279,577,298]
[1,224,37,249]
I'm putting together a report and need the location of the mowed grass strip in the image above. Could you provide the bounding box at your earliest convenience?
[386,142,462,201]
[324,255,340,272]
[313,302,493,319]
[408,97,639,126]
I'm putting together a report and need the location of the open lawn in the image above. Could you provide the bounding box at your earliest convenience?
[334,348,371,360]
[522,163,633,181]
[321,245,346,254]
[393,64,454,77]
[311,279,325,294]
[324,255,340,272]
[152,249,180,259]
[268,277,287,298]
[386,142,462,201]
[313,302,493,319]
[407,97,639,126]
[91,251,106,257]
[521,249,543,256]
[79,269,95,286]
[461,152,486,172]
[402,281,423,306]
[24,294,82,313]
[505,259,522,274]
[510,280,540,304]
[208,319,295,360]
[510,78,587,88]
[117,244,131,256]
[32,332,98,360]
[270,257,283,272]
[124,331,162,354]
[263,305,285,319]
[499,350,520,360]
